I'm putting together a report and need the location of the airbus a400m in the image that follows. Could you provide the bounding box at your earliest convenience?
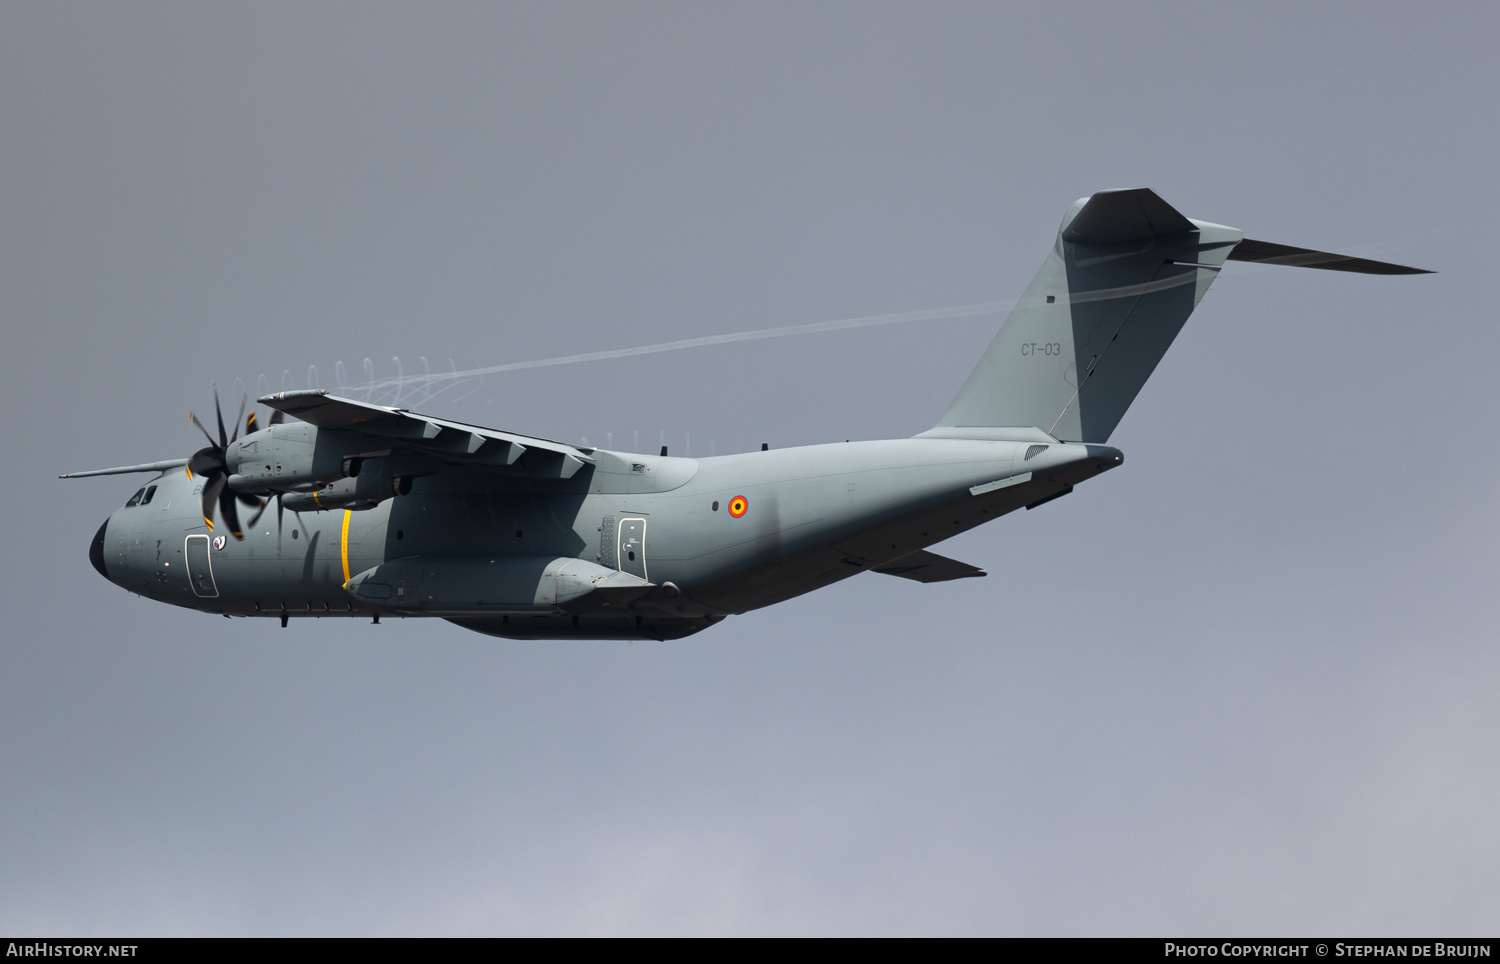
[66,189,1428,640]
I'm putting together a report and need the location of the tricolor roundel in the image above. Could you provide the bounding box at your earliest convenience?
[727,495,748,518]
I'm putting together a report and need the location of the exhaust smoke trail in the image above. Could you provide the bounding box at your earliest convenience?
[359,270,1237,401]
[250,219,1439,411]
[262,276,1229,409]
[361,299,1015,397]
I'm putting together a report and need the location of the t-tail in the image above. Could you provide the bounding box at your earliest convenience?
[927,188,1430,444]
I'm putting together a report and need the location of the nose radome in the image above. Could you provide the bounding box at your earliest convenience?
[89,519,109,580]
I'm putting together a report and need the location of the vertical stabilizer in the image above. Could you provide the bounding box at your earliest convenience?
[933,189,1241,443]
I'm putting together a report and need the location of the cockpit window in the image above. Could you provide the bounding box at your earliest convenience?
[140,485,157,505]
[125,488,145,507]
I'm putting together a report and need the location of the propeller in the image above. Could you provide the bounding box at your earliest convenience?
[187,386,265,541]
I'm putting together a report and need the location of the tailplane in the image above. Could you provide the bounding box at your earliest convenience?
[929,189,1429,443]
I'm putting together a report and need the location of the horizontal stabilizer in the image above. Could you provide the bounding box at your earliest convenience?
[1227,238,1431,275]
[874,550,986,583]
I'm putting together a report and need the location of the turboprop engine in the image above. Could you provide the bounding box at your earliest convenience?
[225,421,431,512]
[225,421,367,493]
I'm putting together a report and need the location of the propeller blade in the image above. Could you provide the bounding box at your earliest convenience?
[246,409,259,435]
[200,474,226,531]
[213,385,228,449]
[218,481,245,540]
[269,409,285,426]
[246,494,275,529]
[230,393,247,444]
[189,412,218,449]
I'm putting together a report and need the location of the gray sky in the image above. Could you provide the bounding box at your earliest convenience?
[3,1,1498,936]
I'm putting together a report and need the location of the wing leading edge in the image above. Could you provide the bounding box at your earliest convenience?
[259,390,594,479]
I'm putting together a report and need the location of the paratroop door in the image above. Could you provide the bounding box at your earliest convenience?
[617,518,647,581]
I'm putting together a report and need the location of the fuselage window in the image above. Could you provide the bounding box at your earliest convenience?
[140,485,157,505]
[125,488,145,507]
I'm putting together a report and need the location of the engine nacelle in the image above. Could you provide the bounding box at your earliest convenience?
[279,457,418,512]
[226,424,377,492]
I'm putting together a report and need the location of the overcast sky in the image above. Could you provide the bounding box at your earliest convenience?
[3,1,1498,936]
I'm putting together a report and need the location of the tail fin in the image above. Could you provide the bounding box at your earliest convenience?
[929,188,1428,444]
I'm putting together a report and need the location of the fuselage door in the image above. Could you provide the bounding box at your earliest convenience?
[184,534,219,598]
[617,517,647,581]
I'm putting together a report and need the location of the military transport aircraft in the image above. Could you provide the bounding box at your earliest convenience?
[63,189,1428,640]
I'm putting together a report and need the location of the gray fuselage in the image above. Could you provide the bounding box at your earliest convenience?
[92,435,1121,639]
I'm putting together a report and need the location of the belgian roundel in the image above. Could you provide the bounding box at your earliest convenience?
[727,495,748,518]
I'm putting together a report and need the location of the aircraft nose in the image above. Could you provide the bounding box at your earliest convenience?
[89,518,110,580]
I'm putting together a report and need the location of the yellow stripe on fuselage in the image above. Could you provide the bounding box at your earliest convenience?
[340,509,352,584]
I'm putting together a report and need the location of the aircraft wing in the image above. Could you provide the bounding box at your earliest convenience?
[873,550,986,583]
[260,390,594,479]
[60,458,189,479]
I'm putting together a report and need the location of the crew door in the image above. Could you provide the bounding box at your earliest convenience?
[184,534,219,597]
